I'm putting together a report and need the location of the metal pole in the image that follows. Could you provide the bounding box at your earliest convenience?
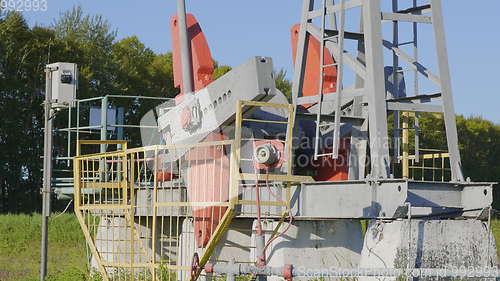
[177,0,194,95]
[40,66,54,281]
[67,106,71,167]
[100,96,108,181]
[392,0,401,165]
[100,96,108,153]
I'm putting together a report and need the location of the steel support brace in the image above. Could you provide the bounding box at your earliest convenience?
[292,0,314,106]
[430,0,464,182]
[362,0,390,178]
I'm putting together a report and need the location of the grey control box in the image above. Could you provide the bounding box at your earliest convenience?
[46,62,78,107]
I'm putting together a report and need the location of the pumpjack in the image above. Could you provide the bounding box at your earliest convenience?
[72,1,498,280]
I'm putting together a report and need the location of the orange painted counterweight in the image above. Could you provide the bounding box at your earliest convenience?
[291,24,337,107]
[170,13,229,248]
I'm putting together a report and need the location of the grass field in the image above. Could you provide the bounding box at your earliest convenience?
[1,214,499,281]
[0,213,89,281]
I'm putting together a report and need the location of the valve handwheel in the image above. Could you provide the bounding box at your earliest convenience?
[190,252,200,280]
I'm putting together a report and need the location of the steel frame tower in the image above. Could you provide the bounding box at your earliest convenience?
[292,0,464,181]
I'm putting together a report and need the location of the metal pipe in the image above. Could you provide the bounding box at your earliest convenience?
[206,263,500,279]
[205,263,288,278]
[177,0,194,95]
[392,0,401,165]
[100,96,108,182]
[291,268,500,279]
[76,100,80,145]
[254,182,266,268]
[226,258,236,281]
[40,66,55,281]
[67,106,71,167]
[100,96,108,153]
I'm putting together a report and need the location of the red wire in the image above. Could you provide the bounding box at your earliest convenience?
[252,143,294,263]
[262,168,293,254]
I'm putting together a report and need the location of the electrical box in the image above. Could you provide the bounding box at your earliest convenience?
[46,62,78,107]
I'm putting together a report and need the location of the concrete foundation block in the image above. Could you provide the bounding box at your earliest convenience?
[360,219,497,281]
[251,220,363,280]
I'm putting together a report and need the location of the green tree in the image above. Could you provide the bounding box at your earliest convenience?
[0,12,48,212]
[53,5,117,99]
[212,60,232,81]
[274,68,292,101]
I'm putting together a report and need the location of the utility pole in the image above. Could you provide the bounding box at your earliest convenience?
[40,66,55,281]
[39,62,77,281]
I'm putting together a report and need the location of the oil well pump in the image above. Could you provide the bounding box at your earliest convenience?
[72,0,498,280]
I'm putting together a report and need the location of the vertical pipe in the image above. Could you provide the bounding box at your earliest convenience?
[151,148,158,280]
[402,112,409,178]
[413,0,420,163]
[40,66,54,281]
[177,0,194,95]
[255,182,266,268]
[398,0,409,177]
[406,202,412,274]
[100,96,108,153]
[227,258,236,281]
[67,106,71,167]
[76,101,80,146]
[100,96,108,182]
[392,0,401,165]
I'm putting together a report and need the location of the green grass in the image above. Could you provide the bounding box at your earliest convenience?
[0,213,89,281]
[1,214,499,281]
[491,219,500,258]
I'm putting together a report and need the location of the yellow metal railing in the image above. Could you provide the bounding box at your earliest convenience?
[74,141,238,281]
[394,111,451,182]
[73,101,310,281]
[407,149,451,182]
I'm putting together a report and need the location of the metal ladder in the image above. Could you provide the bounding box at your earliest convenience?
[314,0,346,160]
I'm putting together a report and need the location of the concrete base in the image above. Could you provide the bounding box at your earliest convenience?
[178,218,256,281]
[252,219,363,280]
[177,218,363,281]
[90,216,497,280]
[360,219,497,280]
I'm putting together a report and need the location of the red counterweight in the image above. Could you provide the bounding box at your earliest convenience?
[291,24,337,108]
[313,139,350,181]
[170,13,230,247]
[170,13,215,96]
[185,133,230,247]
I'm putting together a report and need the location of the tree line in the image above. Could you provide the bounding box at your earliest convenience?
[0,7,498,213]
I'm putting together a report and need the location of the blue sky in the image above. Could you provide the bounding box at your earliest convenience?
[23,0,500,123]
